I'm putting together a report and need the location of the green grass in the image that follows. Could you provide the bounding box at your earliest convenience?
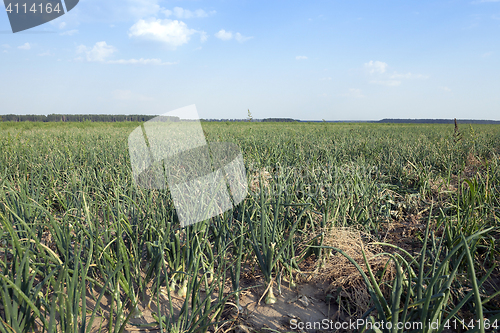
[0,121,499,332]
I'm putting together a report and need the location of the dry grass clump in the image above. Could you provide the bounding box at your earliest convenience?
[319,227,395,318]
[429,177,457,195]
[464,151,484,178]
[249,169,272,192]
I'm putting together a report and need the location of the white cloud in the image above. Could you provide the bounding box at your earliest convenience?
[481,51,493,58]
[439,86,452,92]
[296,56,308,60]
[215,29,252,42]
[38,51,53,56]
[320,77,332,81]
[108,58,177,65]
[215,29,233,40]
[200,9,217,17]
[113,89,153,101]
[77,41,117,62]
[390,72,429,79]
[1,44,10,49]
[129,18,201,49]
[164,7,215,19]
[59,22,67,29]
[60,29,79,36]
[18,43,31,50]
[342,88,365,98]
[364,62,427,86]
[369,80,401,86]
[365,60,388,74]
[235,33,253,43]
[76,42,174,65]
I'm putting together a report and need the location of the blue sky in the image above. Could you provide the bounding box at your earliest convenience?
[1,0,499,120]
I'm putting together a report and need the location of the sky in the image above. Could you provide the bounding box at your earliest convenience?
[0,0,499,121]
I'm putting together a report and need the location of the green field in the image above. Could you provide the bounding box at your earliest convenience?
[1,121,499,332]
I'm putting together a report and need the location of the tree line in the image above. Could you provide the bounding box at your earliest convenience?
[378,118,500,124]
[0,114,181,122]
[1,115,498,124]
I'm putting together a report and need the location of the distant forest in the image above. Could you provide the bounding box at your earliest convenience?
[0,114,499,124]
[0,114,174,122]
[377,119,500,124]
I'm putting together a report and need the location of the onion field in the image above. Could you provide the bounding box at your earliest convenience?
[1,121,499,333]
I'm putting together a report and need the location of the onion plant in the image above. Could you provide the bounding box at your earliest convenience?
[228,203,246,311]
[248,175,310,304]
